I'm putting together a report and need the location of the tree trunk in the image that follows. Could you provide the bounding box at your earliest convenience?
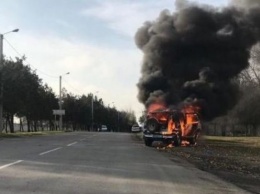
[73,122,76,131]
[5,118,8,133]
[20,118,24,132]
[231,124,235,136]
[27,117,31,132]
[10,115,14,133]
[40,121,44,131]
[214,123,217,136]
[252,124,257,136]
[6,114,10,133]
[49,120,54,131]
[221,124,226,136]
[7,114,14,133]
[33,121,37,132]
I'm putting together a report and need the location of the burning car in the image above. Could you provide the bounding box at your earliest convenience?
[143,108,201,147]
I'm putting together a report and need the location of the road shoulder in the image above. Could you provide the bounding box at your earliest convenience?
[133,133,260,194]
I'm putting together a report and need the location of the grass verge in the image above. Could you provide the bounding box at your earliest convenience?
[0,131,64,138]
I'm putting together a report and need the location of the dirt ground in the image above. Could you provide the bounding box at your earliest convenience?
[133,133,260,193]
[167,136,260,194]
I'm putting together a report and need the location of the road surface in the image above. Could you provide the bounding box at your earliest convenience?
[0,132,249,194]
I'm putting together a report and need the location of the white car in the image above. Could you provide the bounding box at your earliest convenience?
[131,124,141,133]
[100,125,108,132]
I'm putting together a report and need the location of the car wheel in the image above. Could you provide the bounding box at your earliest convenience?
[189,132,199,145]
[144,138,153,147]
[173,134,181,147]
[189,138,196,145]
[146,118,160,132]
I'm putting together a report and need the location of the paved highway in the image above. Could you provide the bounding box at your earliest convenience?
[0,132,249,194]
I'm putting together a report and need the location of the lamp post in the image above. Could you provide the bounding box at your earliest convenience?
[0,29,19,132]
[91,91,98,131]
[59,72,70,130]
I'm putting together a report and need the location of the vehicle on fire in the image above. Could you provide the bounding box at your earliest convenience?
[143,109,201,147]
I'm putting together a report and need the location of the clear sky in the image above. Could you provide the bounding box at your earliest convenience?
[0,0,228,118]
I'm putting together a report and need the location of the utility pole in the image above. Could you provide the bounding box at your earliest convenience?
[59,75,62,130]
[0,29,19,132]
[91,94,93,131]
[59,72,70,130]
[0,34,3,132]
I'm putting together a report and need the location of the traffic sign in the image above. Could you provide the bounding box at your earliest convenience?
[53,110,65,115]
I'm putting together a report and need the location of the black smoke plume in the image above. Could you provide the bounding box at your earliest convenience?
[135,0,260,120]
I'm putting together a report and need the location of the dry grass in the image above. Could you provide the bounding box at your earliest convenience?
[131,133,260,193]
[169,135,260,193]
[202,136,260,147]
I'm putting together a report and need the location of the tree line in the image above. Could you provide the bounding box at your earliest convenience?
[204,43,260,136]
[1,57,136,133]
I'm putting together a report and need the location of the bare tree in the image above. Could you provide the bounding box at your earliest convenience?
[249,43,260,85]
[238,43,260,87]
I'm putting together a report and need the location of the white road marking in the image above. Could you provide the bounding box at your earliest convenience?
[79,134,96,141]
[39,147,62,156]
[67,142,78,147]
[0,160,23,170]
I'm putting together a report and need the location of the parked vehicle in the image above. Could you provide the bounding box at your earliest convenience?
[131,124,141,133]
[100,125,108,132]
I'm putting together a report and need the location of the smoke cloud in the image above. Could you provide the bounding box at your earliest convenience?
[231,0,260,9]
[135,0,260,120]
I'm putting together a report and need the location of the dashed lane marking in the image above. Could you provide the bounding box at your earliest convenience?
[39,147,62,156]
[0,160,23,170]
[67,142,78,147]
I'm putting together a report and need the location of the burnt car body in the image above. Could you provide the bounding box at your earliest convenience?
[143,109,201,147]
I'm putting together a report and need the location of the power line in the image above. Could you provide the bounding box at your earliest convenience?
[3,37,58,79]
[63,78,97,97]
[62,78,83,95]
[4,37,90,96]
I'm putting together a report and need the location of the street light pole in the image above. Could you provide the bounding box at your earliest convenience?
[0,29,19,132]
[0,34,3,132]
[91,94,93,131]
[59,72,69,130]
[59,75,62,130]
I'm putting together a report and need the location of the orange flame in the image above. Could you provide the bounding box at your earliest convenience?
[147,102,166,113]
[167,118,175,133]
[182,105,200,114]
[146,103,201,145]
[181,105,200,139]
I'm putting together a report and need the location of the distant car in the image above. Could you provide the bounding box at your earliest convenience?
[100,125,108,132]
[131,124,141,133]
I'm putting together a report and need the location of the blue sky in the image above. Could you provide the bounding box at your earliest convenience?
[0,0,229,117]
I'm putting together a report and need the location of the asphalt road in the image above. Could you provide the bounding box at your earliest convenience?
[0,132,249,194]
